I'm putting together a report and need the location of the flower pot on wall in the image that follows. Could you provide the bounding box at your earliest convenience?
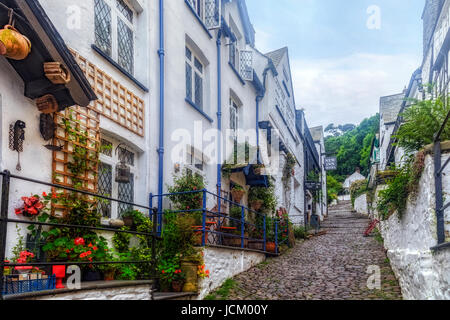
[266,242,277,253]
[0,25,31,60]
[250,200,264,211]
[231,189,245,203]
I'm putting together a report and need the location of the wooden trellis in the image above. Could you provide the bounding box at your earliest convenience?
[71,50,145,137]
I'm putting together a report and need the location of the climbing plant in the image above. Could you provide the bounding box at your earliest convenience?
[377,152,426,220]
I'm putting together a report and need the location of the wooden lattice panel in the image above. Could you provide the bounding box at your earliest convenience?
[52,106,101,195]
[71,50,145,137]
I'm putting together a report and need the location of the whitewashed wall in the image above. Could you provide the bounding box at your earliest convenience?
[0,58,54,258]
[199,246,266,300]
[354,194,368,216]
[376,153,450,300]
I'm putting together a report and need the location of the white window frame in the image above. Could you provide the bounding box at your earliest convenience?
[95,0,136,74]
[98,137,137,221]
[184,145,207,181]
[230,97,239,135]
[186,46,205,110]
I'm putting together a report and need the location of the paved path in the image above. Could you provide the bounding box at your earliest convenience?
[210,202,402,300]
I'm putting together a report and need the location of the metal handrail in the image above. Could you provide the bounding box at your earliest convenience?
[151,189,289,255]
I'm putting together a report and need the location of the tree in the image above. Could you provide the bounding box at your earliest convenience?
[327,175,342,204]
[325,114,380,180]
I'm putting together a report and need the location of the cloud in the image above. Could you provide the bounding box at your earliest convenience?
[291,53,422,128]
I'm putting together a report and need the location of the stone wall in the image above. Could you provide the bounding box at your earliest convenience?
[354,194,368,215]
[375,153,450,300]
[199,247,266,300]
[20,282,153,300]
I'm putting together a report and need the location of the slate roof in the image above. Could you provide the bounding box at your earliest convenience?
[380,93,405,124]
[310,126,324,143]
[265,47,288,67]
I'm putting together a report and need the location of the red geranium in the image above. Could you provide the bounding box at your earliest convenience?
[74,237,85,246]
[15,196,44,217]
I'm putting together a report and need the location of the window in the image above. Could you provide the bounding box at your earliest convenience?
[186,0,221,29]
[230,98,239,134]
[98,138,137,219]
[188,0,203,19]
[186,46,204,109]
[229,40,239,70]
[95,0,135,74]
[185,146,206,182]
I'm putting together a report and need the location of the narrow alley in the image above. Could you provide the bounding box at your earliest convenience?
[211,202,402,300]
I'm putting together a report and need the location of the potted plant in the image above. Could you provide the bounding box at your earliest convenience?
[231,185,245,203]
[171,270,186,292]
[222,206,243,247]
[120,209,145,228]
[99,264,117,281]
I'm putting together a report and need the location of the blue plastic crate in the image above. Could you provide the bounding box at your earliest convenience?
[2,275,56,295]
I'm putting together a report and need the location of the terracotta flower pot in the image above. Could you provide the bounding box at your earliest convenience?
[250,200,264,211]
[266,242,277,253]
[0,25,31,60]
[123,216,133,227]
[231,189,245,203]
[104,271,115,281]
[172,280,184,293]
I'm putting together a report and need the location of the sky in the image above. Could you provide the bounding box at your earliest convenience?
[246,0,425,128]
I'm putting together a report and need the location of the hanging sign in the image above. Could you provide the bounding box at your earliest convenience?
[324,157,337,171]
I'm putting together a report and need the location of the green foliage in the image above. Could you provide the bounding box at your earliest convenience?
[248,181,277,213]
[395,96,450,152]
[377,153,425,220]
[326,175,342,204]
[204,279,237,300]
[160,210,198,259]
[325,114,380,179]
[167,169,205,225]
[293,226,309,240]
[282,153,296,187]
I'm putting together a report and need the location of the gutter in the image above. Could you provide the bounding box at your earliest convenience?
[256,67,270,164]
[217,29,223,197]
[157,0,165,234]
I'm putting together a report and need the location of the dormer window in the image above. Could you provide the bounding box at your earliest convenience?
[94,0,135,74]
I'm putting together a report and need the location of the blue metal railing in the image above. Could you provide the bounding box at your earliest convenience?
[150,190,287,254]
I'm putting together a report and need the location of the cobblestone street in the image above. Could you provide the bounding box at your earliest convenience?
[210,202,403,300]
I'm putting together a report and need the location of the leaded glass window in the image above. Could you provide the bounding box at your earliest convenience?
[118,173,134,216]
[98,137,137,220]
[117,19,134,74]
[117,0,133,22]
[100,139,113,156]
[94,0,135,74]
[118,147,135,166]
[95,0,112,56]
[98,162,113,217]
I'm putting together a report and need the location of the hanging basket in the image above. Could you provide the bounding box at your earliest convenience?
[0,25,31,60]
